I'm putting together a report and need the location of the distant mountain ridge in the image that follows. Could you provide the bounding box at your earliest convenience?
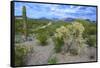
[15,16,96,23]
[62,18,75,22]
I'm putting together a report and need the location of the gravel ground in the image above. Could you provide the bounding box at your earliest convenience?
[55,47,97,63]
[15,38,97,65]
[20,38,55,65]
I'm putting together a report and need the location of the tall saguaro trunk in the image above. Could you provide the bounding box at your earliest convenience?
[22,6,28,41]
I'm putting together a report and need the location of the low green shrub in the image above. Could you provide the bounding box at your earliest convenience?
[35,32,48,45]
[15,45,32,66]
[53,37,64,53]
[48,57,57,64]
[87,35,96,47]
[35,28,51,45]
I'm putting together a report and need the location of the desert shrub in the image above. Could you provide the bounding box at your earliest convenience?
[83,26,96,39]
[54,22,85,55]
[53,26,68,53]
[15,45,33,66]
[36,33,48,45]
[88,26,96,35]
[35,29,49,45]
[69,22,85,55]
[75,19,96,39]
[87,35,96,47]
[53,37,64,53]
[48,57,57,64]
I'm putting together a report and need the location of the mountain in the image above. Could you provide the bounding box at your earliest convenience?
[62,18,75,22]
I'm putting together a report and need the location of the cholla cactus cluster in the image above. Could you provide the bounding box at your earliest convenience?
[54,26,70,39]
[72,22,85,37]
[54,22,85,55]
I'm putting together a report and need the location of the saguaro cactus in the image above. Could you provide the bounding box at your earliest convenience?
[22,6,28,41]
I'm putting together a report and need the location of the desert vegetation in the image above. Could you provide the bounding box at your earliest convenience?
[14,5,97,66]
[15,44,33,66]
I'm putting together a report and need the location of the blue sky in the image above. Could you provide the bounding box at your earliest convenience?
[14,2,97,21]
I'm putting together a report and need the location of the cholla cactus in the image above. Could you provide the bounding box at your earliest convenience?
[54,26,70,53]
[54,22,85,55]
[55,26,70,39]
[72,22,84,32]
[72,22,84,38]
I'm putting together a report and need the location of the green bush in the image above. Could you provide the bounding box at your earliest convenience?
[83,26,96,38]
[36,34,48,45]
[15,45,32,66]
[87,35,96,47]
[88,27,96,35]
[35,30,48,45]
[75,19,96,39]
[48,57,57,64]
[53,37,64,53]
